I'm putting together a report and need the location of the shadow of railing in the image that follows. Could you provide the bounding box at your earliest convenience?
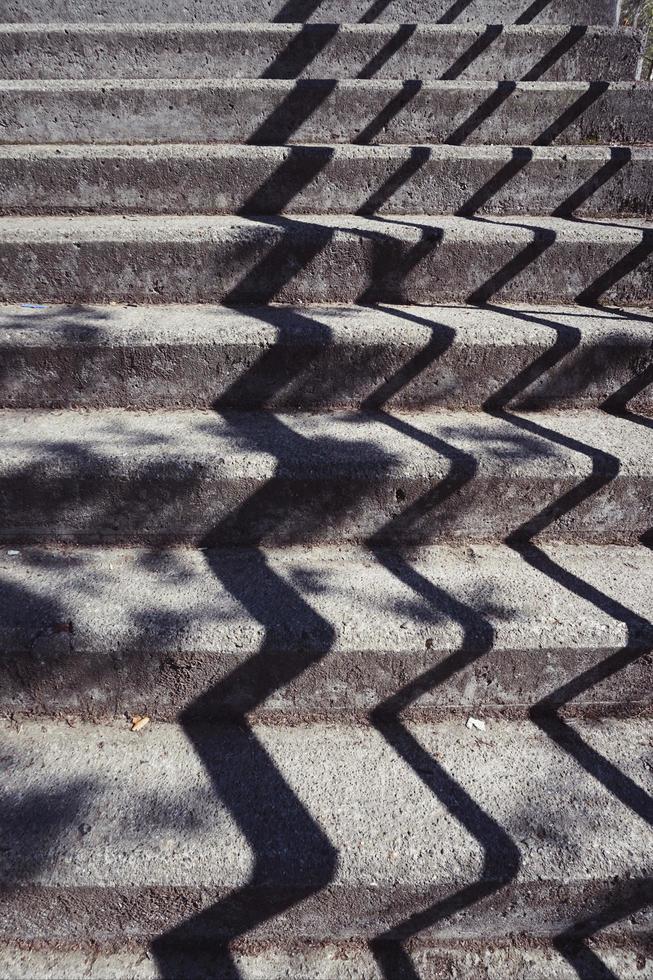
[478,304,653,977]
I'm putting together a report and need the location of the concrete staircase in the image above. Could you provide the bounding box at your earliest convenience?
[0,0,651,977]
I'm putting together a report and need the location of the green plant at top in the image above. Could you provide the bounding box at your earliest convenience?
[622,0,653,78]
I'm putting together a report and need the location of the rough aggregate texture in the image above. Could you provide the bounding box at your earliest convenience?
[1,144,651,218]
[0,542,651,719]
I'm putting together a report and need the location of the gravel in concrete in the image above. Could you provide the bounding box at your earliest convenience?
[0,214,651,305]
[0,542,651,719]
[0,0,623,26]
[1,79,651,146]
[0,407,650,545]
[2,144,651,218]
[0,302,651,410]
[0,24,641,82]
[0,942,649,979]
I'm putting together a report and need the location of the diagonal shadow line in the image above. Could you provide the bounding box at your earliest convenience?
[356,145,432,214]
[514,0,555,24]
[520,25,587,81]
[456,146,533,215]
[576,230,653,305]
[446,79,609,148]
[440,24,503,80]
[467,224,556,304]
[358,24,418,78]
[260,23,341,79]
[246,79,338,145]
[358,0,397,23]
[361,304,455,406]
[439,21,586,84]
[601,362,653,429]
[534,80,610,146]
[436,0,476,24]
[354,79,423,144]
[446,80,517,146]
[553,147,633,217]
[356,218,444,304]
[271,0,326,22]
[238,146,336,215]
[554,881,653,980]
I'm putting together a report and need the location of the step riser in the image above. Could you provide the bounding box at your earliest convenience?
[0,219,650,306]
[4,880,650,947]
[2,306,652,411]
[2,471,649,545]
[1,81,650,146]
[0,0,623,26]
[5,641,649,722]
[3,146,651,218]
[0,26,641,82]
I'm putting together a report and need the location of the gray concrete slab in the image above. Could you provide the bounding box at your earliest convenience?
[2,144,651,218]
[0,0,623,27]
[0,24,641,82]
[0,303,652,411]
[0,214,651,306]
[0,717,650,945]
[1,79,651,146]
[0,942,649,980]
[0,407,650,545]
[0,542,651,720]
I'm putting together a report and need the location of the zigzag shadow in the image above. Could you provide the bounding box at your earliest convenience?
[355,327,521,975]
[482,304,653,977]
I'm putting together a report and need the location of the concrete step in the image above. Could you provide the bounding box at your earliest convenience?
[2,941,650,980]
[1,716,650,957]
[2,541,651,721]
[0,214,651,306]
[0,24,642,82]
[2,303,653,411]
[3,144,652,218]
[0,407,650,546]
[1,79,651,146]
[0,0,623,27]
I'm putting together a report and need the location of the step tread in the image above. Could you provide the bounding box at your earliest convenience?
[2,301,651,345]
[0,0,622,26]
[1,406,651,473]
[1,539,650,670]
[1,212,650,241]
[0,715,650,941]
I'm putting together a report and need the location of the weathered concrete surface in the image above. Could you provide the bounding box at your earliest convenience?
[1,79,651,146]
[0,0,623,26]
[1,303,652,411]
[0,717,650,946]
[0,214,651,306]
[2,144,652,218]
[0,408,650,546]
[0,542,651,720]
[1,942,650,980]
[0,24,641,82]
